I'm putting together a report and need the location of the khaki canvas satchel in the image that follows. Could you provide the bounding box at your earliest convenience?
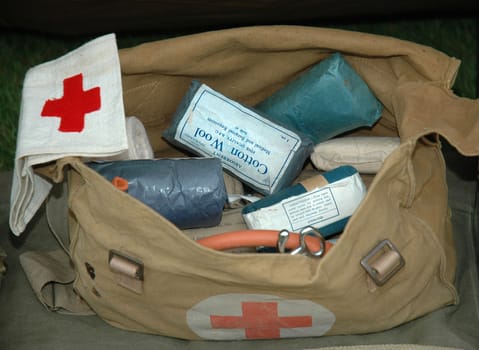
[29,25,479,341]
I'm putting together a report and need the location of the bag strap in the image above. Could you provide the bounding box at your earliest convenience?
[20,161,95,315]
[44,180,71,255]
[394,81,479,156]
[19,249,94,315]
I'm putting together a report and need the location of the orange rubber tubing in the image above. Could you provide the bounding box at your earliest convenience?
[196,229,333,253]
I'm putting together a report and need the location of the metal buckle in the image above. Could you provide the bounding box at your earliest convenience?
[360,239,405,286]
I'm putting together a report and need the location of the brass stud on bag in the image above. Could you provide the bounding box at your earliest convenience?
[360,239,405,286]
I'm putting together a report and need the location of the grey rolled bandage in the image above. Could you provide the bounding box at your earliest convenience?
[88,157,227,229]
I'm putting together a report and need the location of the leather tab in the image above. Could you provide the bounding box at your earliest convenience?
[109,250,144,294]
[360,240,405,286]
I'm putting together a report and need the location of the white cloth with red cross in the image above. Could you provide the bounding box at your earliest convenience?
[9,34,128,236]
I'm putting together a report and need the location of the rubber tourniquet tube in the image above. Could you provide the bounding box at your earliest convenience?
[196,230,333,253]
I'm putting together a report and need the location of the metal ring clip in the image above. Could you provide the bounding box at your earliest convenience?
[286,226,326,257]
[277,229,290,254]
[300,226,327,257]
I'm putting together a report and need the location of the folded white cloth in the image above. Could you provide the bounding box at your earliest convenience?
[9,33,128,236]
[84,116,154,162]
[311,136,400,174]
[115,116,154,160]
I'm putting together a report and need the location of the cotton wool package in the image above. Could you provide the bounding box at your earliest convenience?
[163,80,314,195]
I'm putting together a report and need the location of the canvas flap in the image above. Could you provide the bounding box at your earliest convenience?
[118,25,479,157]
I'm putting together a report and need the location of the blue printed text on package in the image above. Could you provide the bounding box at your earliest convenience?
[175,86,301,192]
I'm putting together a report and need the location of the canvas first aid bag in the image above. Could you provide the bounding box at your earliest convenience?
[23,26,479,340]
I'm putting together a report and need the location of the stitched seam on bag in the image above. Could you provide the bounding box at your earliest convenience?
[407,144,458,303]
[67,175,84,210]
[123,81,161,115]
[404,151,416,208]
[351,56,395,81]
[443,56,461,90]
[348,56,398,131]
[67,177,83,257]
[355,53,454,88]
[123,81,159,96]
[412,213,458,304]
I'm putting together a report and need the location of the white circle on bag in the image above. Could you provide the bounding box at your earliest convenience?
[186,293,336,340]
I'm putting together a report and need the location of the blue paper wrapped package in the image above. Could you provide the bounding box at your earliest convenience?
[256,53,383,144]
[242,165,367,238]
[87,158,227,229]
[163,80,314,195]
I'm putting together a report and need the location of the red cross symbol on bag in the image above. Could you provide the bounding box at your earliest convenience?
[186,294,336,340]
[210,301,312,339]
[41,73,101,132]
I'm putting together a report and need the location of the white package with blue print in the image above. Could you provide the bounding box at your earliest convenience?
[87,158,227,229]
[163,81,314,195]
[242,165,367,237]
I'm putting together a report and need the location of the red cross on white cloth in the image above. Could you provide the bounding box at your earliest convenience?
[186,293,336,340]
[10,34,128,236]
[210,301,312,339]
[41,73,101,132]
